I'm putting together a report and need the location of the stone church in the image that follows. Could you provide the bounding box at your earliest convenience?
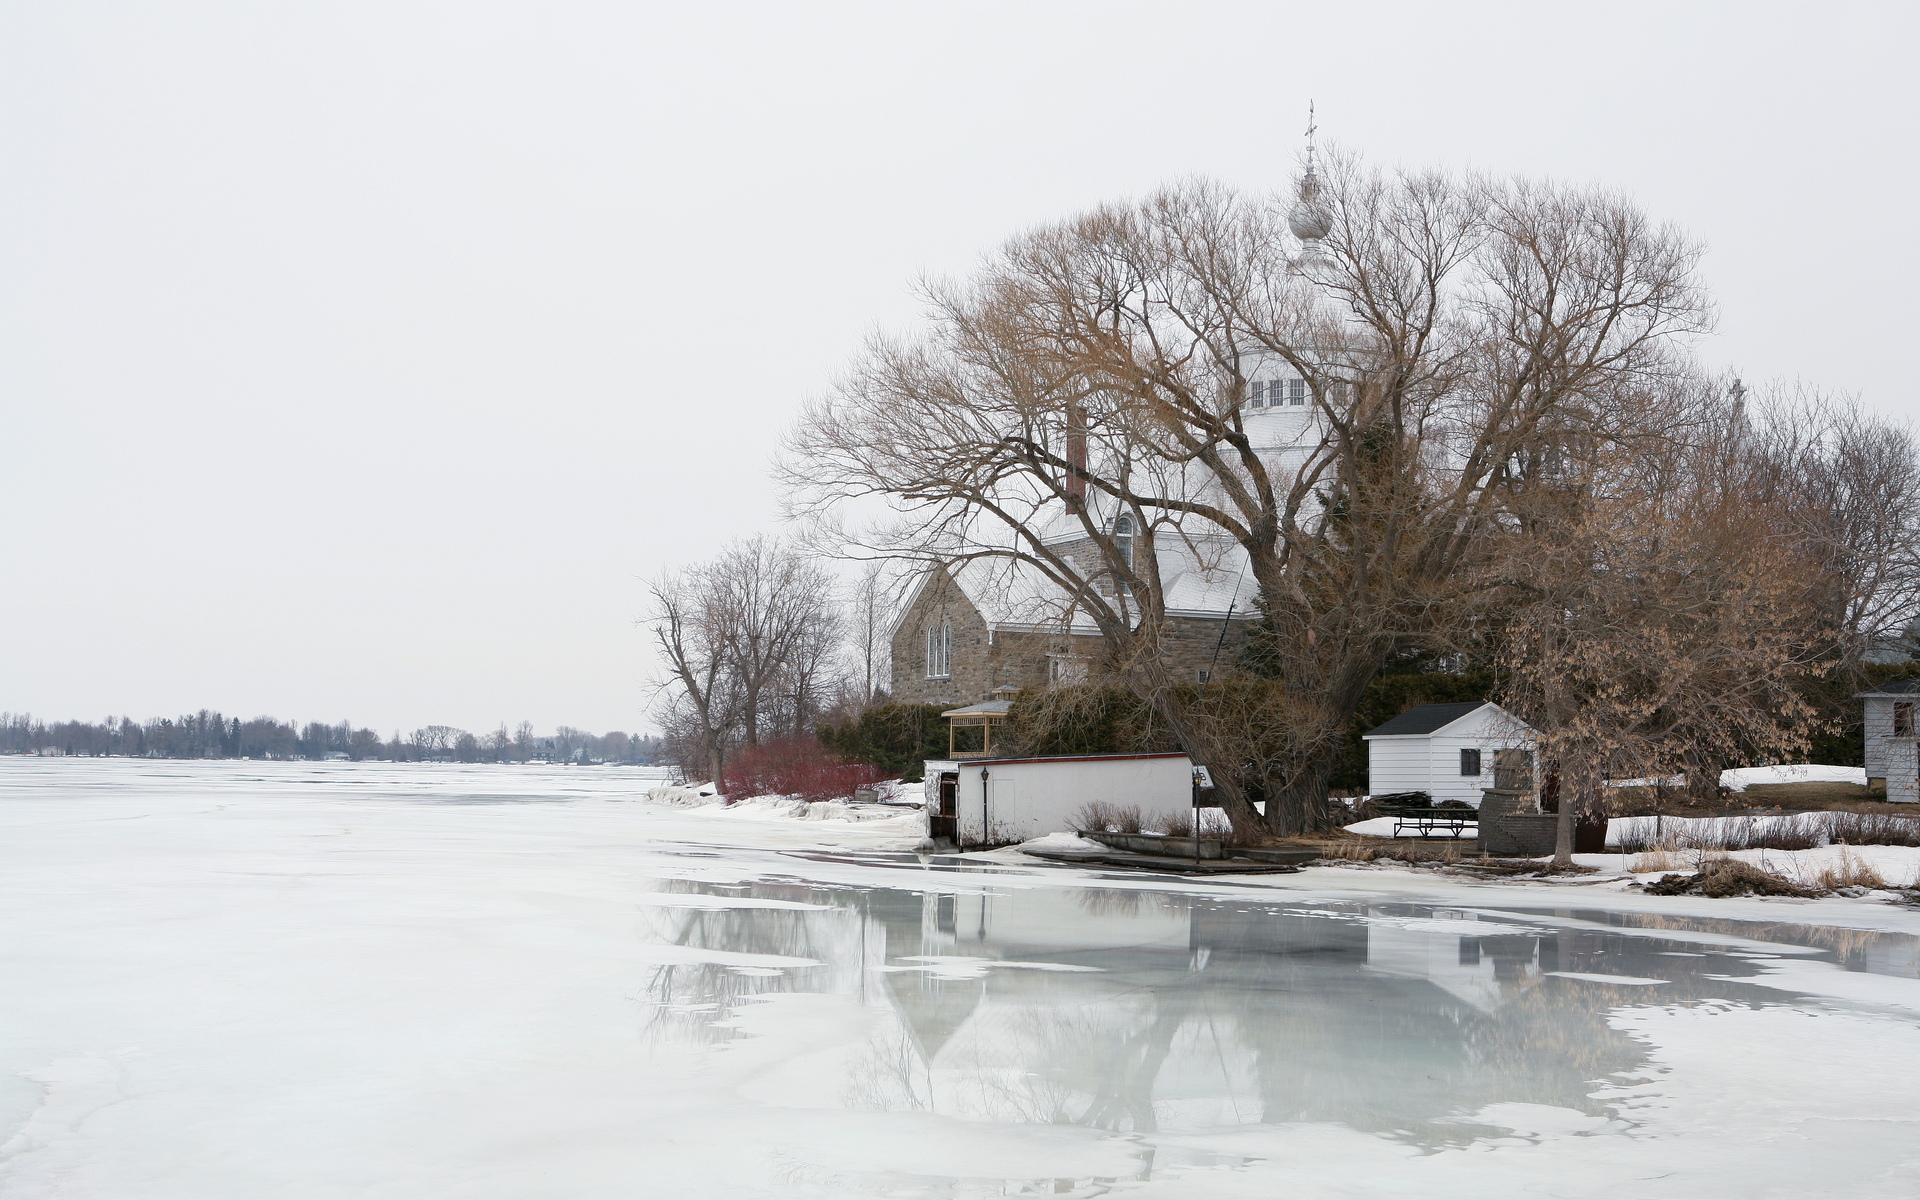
[888,353,1327,710]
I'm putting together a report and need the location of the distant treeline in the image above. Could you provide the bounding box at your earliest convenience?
[0,711,664,765]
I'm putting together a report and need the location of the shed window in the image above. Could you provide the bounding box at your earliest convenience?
[925,620,951,679]
[1897,702,1916,737]
[1460,748,1482,777]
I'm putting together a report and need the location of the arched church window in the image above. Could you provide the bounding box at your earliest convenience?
[925,620,951,680]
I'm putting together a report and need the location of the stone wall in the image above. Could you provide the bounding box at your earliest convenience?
[889,569,993,709]
[1477,788,1558,856]
[888,566,1259,709]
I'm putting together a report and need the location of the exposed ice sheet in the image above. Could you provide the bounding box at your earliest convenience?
[6,757,1920,1198]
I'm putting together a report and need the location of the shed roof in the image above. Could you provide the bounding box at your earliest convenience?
[1859,678,1920,697]
[1362,701,1489,738]
[958,751,1192,767]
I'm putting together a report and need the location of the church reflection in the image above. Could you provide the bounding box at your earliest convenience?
[636,876,1881,1160]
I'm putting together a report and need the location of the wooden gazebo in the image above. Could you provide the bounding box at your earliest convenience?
[941,688,1020,759]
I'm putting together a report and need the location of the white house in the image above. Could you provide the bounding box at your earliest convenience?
[1361,702,1535,807]
[1860,678,1920,803]
[926,752,1199,849]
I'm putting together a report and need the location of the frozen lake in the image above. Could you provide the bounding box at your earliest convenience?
[6,759,1920,1197]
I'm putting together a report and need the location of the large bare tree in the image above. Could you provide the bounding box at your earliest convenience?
[785,158,1711,836]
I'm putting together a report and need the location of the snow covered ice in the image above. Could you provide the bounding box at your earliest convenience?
[7,761,1920,1197]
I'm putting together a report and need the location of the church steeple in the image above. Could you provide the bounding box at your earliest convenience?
[1288,101,1332,266]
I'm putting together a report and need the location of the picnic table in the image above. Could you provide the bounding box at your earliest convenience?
[1370,792,1477,839]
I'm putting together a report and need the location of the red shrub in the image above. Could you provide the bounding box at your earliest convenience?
[720,736,889,803]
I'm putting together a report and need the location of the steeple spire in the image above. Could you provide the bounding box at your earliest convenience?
[1289,100,1331,266]
[1303,99,1319,178]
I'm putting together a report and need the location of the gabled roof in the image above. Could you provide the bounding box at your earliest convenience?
[890,534,1253,642]
[1859,677,1920,697]
[1361,701,1491,739]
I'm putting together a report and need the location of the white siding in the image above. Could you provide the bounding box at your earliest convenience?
[1426,735,1492,805]
[954,755,1196,848]
[1365,740,1431,796]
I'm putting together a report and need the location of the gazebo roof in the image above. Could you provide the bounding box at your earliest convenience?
[941,700,1014,718]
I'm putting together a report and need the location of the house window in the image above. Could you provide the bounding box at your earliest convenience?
[1897,702,1916,737]
[1113,513,1134,569]
[1286,379,1306,405]
[1247,382,1267,408]
[925,620,951,679]
[1460,748,1482,777]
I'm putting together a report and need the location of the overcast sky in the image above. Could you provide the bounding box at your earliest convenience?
[3,1,1914,736]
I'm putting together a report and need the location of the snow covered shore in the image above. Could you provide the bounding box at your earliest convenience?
[9,757,1920,1198]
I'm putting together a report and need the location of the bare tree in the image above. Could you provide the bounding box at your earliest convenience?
[413,725,462,759]
[647,537,844,782]
[1747,388,1920,660]
[1489,383,1833,864]
[847,560,896,703]
[785,159,1711,836]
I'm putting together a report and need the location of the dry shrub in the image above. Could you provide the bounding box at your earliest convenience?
[1317,841,1378,862]
[1631,846,1685,873]
[1828,812,1920,848]
[1069,802,1143,834]
[1815,848,1888,892]
[1615,810,1920,854]
[1157,811,1196,837]
[1070,801,1116,833]
[719,736,889,803]
[1645,859,1819,898]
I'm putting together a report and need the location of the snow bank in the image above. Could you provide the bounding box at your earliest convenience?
[642,784,918,825]
[1595,843,1920,892]
[1721,764,1868,791]
[679,793,918,825]
[644,783,721,807]
[1611,763,1870,791]
[1011,831,1109,857]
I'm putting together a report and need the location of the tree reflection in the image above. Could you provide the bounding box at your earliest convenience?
[636,876,1882,1153]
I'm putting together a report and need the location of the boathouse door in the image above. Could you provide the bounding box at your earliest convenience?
[931,772,958,843]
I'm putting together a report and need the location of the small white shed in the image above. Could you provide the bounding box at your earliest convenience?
[1361,701,1534,807]
[1860,678,1920,803]
[935,752,1198,849]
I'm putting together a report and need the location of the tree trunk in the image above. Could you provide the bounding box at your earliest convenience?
[1262,758,1336,838]
[1551,800,1575,867]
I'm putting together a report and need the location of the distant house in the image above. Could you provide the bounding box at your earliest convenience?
[1860,678,1920,804]
[1361,702,1534,806]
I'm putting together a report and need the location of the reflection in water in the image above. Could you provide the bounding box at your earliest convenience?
[638,877,1920,1192]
